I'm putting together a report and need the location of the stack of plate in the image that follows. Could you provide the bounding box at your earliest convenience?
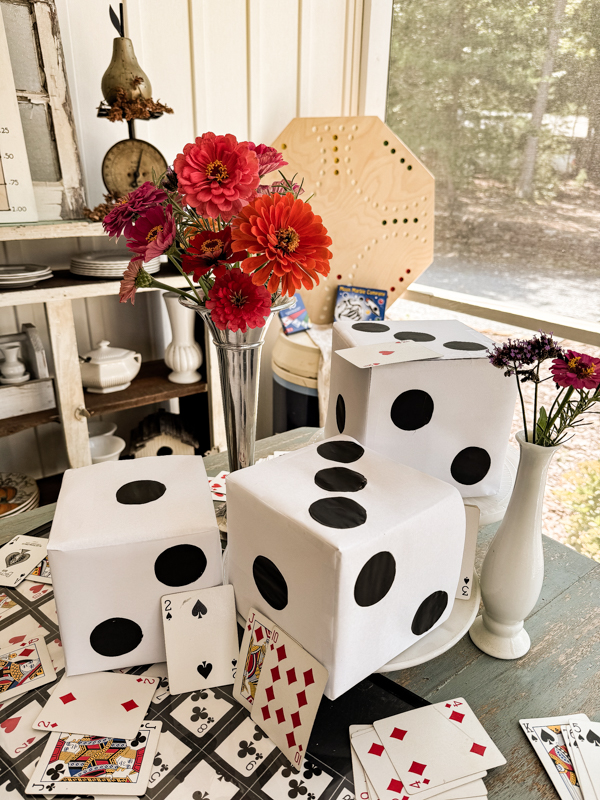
[0,472,39,519]
[70,251,160,279]
[0,265,53,289]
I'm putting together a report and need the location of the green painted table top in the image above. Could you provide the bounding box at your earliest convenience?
[1,426,598,799]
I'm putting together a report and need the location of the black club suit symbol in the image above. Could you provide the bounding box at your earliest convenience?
[237,740,256,758]
[216,770,234,784]
[288,779,308,798]
[190,706,212,722]
[192,792,210,800]
[153,752,163,767]
[46,764,65,781]
[131,732,147,748]
[303,762,322,780]
[253,725,268,741]
[282,765,300,778]
[191,690,209,702]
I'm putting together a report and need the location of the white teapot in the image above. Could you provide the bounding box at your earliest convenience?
[80,340,142,394]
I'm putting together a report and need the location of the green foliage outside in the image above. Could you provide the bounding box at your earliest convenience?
[556,461,600,561]
[386,0,600,202]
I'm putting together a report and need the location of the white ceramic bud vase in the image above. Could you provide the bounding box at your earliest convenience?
[163,291,203,384]
[470,431,561,659]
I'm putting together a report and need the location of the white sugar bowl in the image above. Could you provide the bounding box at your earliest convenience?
[80,340,142,393]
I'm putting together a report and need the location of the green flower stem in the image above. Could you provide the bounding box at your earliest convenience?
[167,253,203,305]
[513,361,529,442]
[146,278,197,303]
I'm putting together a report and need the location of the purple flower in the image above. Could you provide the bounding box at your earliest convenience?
[103,182,168,238]
[256,179,305,197]
[488,332,563,378]
[247,143,288,177]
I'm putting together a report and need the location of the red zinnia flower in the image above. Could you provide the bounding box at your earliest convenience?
[551,350,600,390]
[247,143,288,177]
[119,258,143,305]
[182,228,244,281]
[230,192,332,296]
[173,133,260,221]
[205,266,272,332]
[103,182,167,238]
[126,204,176,261]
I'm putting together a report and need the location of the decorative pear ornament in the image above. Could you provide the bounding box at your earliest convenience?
[101,37,152,105]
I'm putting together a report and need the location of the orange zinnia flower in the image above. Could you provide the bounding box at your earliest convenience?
[230,192,332,296]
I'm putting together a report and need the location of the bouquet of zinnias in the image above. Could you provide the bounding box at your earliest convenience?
[103,133,333,332]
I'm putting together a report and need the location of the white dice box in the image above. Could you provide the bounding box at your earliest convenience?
[49,456,222,675]
[226,435,465,700]
[325,319,517,497]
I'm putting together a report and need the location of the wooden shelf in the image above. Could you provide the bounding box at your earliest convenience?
[0,360,207,437]
[0,219,105,242]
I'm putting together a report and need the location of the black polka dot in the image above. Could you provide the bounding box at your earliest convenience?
[253,556,288,610]
[309,497,367,528]
[315,467,367,493]
[116,480,166,505]
[354,552,396,607]
[451,447,491,485]
[336,394,346,434]
[412,591,448,636]
[443,340,488,351]
[154,544,207,586]
[90,618,143,657]
[393,331,435,342]
[351,322,390,333]
[391,390,434,431]
[317,441,364,463]
[156,446,173,456]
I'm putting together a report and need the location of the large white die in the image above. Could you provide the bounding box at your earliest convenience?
[226,435,465,700]
[49,456,222,675]
[324,320,516,497]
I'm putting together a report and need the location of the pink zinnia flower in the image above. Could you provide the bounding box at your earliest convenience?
[126,204,176,261]
[205,266,272,332]
[173,133,260,221]
[103,182,167,238]
[119,258,143,305]
[551,350,600,390]
[247,143,288,177]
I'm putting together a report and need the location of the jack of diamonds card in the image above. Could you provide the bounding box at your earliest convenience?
[0,635,55,700]
[251,625,328,767]
[233,608,275,711]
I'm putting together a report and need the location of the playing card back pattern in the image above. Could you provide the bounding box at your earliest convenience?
[0,523,425,800]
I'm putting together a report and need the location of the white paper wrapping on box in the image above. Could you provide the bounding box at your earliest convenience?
[226,435,465,700]
[324,320,517,497]
[49,456,222,675]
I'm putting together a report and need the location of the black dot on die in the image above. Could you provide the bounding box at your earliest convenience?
[315,467,367,493]
[354,552,396,607]
[116,480,166,505]
[443,340,488,351]
[309,497,367,528]
[351,322,390,333]
[156,446,173,456]
[253,556,288,610]
[391,389,434,431]
[393,331,436,343]
[451,447,491,485]
[336,394,346,434]
[317,441,364,463]
[154,544,207,586]
[90,618,143,657]
[412,591,448,636]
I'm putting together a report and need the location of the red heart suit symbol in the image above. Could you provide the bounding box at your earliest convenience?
[29,584,44,593]
[1,716,20,734]
[8,636,25,645]
[379,351,394,355]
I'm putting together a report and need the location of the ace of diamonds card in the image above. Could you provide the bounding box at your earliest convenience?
[251,624,328,767]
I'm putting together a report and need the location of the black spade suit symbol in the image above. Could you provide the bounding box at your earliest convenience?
[192,600,208,619]
[197,661,213,679]
[586,730,600,746]
[6,550,30,567]
[541,729,555,744]
[166,612,172,621]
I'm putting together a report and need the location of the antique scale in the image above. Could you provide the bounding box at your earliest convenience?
[98,4,168,198]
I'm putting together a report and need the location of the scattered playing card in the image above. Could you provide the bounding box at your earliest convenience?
[0,592,20,622]
[562,723,596,800]
[33,671,158,739]
[434,698,505,767]
[214,715,276,776]
[16,579,52,603]
[0,536,48,588]
[336,341,439,369]
[456,506,479,600]
[28,556,52,585]
[0,698,46,761]
[146,729,191,792]
[0,633,55,700]
[25,720,161,795]
[374,703,501,795]
[208,470,229,501]
[570,716,600,799]
[520,716,583,800]
[234,607,275,711]
[169,687,232,739]
[161,584,239,694]
[251,624,328,767]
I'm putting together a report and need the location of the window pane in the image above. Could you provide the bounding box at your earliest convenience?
[18,101,61,181]
[386,0,598,323]
[1,0,44,93]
